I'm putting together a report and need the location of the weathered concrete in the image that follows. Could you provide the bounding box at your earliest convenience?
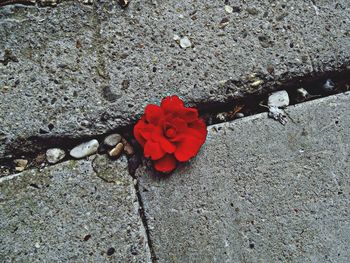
[137,92,350,263]
[1,0,350,157]
[0,156,151,262]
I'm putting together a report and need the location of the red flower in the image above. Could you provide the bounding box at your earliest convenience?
[134,95,207,173]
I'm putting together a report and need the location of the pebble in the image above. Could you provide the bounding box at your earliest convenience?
[180,37,192,49]
[14,159,28,172]
[268,107,287,125]
[173,34,180,41]
[322,79,335,92]
[235,112,245,118]
[109,143,124,158]
[104,133,122,147]
[297,88,309,100]
[70,139,99,159]
[268,90,290,108]
[124,142,135,155]
[225,5,233,13]
[46,148,66,164]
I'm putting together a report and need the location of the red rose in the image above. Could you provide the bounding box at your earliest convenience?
[134,95,207,173]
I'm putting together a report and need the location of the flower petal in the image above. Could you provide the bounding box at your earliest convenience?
[160,95,184,113]
[145,104,164,125]
[154,154,177,173]
[144,140,166,160]
[178,107,198,123]
[151,126,176,153]
[188,119,207,142]
[133,119,147,146]
[174,136,204,162]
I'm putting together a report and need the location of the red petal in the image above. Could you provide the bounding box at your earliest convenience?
[161,95,184,113]
[170,117,187,133]
[144,140,166,160]
[133,119,147,146]
[174,137,203,162]
[154,154,177,173]
[151,126,176,153]
[188,119,207,141]
[145,104,164,125]
[178,107,198,123]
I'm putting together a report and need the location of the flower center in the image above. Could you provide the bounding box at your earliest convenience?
[165,127,176,138]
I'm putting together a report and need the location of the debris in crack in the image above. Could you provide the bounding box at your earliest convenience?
[14,159,28,172]
[104,133,122,147]
[296,88,310,101]
[267,90,289,125]
[109,142,124,158]
[70,139,99,159]
[46,148,66,164]
[268,90,290,108]
[322,78,335,93]
[268,106,287,125]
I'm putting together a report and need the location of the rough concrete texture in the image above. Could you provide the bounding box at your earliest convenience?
[0,156,151,262]
[137,92,350,263]
[1,0,350,157]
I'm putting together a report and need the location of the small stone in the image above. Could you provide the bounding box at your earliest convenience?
[268,90,290,108]
[14,159,28,172]
[173,34,180,41]
[34,242,40,249]
[268,106,287,125]
[109,143,124,158]
[322,79,335,92]
[235,113,244,118]
[180,37,192,49]
[104,133,122,147]
[124,142,135,155]
[250,79,264,87]
[46,148,66,164]
[70,140,99,159]
[297,88,309,100]
[216,113,227,121]
[225,5,233,13]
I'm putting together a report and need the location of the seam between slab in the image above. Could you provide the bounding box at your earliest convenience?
[132,178,158,263]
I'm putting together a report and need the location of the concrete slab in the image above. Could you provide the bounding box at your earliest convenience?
[1,0,350,157]
[0,156,151,262]
[137,92,350,263]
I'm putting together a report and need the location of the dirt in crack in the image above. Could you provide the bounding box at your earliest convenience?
[1,67,350,176]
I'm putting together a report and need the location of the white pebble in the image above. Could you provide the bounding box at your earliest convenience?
[173,34,180,41]
[46,148,66,164]
[180,36,192,49]
[268,90,289,108]
[70,139,99,159]
[225,5,233,13]
[104,133,122,147]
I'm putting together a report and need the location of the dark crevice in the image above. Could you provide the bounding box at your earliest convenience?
[1,67,350,176]
[133,177,158,262]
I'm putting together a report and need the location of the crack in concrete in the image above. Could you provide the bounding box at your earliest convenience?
[132,177,158,263]
[1,67,350,177]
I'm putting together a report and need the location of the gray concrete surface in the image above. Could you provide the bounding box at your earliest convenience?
[1,0,350,157]
[137,92,350,263]
[0,155,151,262]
